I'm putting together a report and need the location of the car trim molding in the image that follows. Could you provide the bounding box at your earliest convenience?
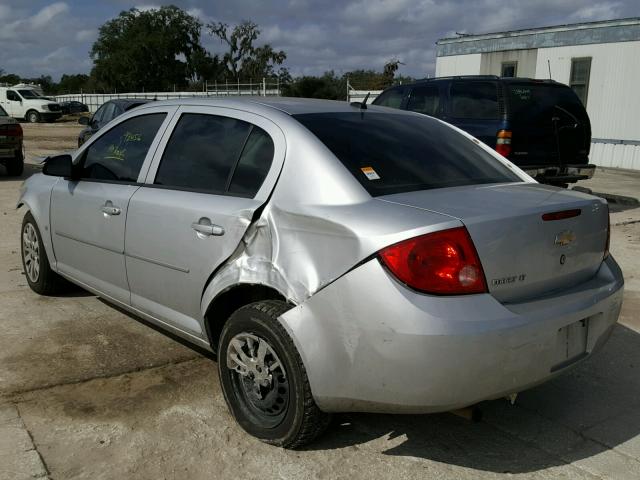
[125,252,190,273]
[54,230,123,254]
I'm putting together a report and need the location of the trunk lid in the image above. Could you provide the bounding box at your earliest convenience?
[378,183,608,303]
[505,82,591,167]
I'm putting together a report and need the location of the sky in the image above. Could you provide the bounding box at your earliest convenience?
[0,0,638,82]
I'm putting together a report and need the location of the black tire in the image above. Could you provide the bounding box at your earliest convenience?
[26,110,40,123]
[21,212,65,295]
[6,152,24,176]
[218,300,330,448]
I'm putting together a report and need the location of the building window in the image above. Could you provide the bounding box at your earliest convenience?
[501,62,518,77]
[570,57,592,106]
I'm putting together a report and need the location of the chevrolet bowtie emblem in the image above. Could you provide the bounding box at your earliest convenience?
[555,230,576,246]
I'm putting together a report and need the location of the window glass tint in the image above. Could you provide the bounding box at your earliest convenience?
[295,112,520,197]
[80,113,166,182]
[18,90,40,99]
[450,82,499,118]
[374,88,404,109]
[101,102,117,124]
[155,113,252,193]
[92,104,106,124]
[7,90,20,101]
[0,106,7,116]
[507,83,587,124]
[228,127,274,196]
[407,85,439,116]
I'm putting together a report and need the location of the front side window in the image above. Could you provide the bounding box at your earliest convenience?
[570,57,591,106]
[100,102,117,125]
[79,113,166,182]
[155,114,252,194]
[407,85,440,116]
[450,81,499,119]
[6,90,20,102]
[373,88,405,109]
[295,112,520,197]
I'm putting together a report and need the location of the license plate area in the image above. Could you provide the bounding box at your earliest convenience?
[550,318,589,372]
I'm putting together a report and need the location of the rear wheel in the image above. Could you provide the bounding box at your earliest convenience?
[21,212,65,295]
[6,152,24,176]
[218,300,330,448]
[26,110,40,123]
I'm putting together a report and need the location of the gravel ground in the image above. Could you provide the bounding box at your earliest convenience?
[1,123,639,480]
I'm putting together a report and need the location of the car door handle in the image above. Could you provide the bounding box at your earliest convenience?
[191,220,225,237]
[101,201,121,216]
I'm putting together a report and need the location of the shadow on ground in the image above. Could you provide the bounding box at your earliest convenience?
[306,324,640,474]
[0,162,41,181]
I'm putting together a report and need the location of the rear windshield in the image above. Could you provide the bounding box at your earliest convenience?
[294,112,521,196]
[507,83,586,121]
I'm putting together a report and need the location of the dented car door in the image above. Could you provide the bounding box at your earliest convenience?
[124,106,285,337]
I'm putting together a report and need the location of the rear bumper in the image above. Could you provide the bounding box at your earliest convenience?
[279,255,624,413]
[522,164,596,183]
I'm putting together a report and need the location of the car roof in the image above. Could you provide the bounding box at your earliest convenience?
[106,98,151,108]
[136,96,400,116]
[390,76,561,88]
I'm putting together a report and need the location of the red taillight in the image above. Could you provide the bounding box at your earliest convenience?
[495,130,512,157]
[542,209,582,221]
[0,124,23,137]
[379,227,487,295]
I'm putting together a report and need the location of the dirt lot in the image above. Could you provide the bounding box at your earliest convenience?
[1,124,640,479]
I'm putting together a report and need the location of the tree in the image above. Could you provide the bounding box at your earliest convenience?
[282,71,345,100]
[90,6,207,92]
[57,74,91,94]
[208,20,287,80]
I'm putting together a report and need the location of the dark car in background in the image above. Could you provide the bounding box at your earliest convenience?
[59,101,89,115]
[0,105,24,176]
[78,99,151,147]
[372,76,595,186]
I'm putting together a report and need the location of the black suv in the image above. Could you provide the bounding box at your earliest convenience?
[372,76,595,185]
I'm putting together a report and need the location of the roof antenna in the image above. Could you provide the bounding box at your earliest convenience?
[350,92,370,110]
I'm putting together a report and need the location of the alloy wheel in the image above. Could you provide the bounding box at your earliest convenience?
[22,223,40,283]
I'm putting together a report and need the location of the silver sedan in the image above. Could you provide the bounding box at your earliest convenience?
[17,98,624,448]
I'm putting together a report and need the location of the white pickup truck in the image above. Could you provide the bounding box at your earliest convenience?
[0,85,62,123]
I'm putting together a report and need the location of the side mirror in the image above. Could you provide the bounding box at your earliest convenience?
[78,116,90,126]
[42,154,75,178]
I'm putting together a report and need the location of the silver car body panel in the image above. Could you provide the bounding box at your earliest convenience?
[17,97,624,413]
[279,255,623,413]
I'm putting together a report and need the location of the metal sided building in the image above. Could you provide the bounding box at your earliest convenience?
[435,18,640,171]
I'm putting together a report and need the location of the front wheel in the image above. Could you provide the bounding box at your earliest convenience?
[218,300,330,448]
[21,212,65,294]
[26,110,40,123]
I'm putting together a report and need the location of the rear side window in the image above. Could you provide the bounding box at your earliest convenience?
[407,85,440,116]
[80,113,166,182]
[295,112,520,197]
[155,113,273,197]
[373,88,405,109]
[228,128,274,196]
[450,82,499,119]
